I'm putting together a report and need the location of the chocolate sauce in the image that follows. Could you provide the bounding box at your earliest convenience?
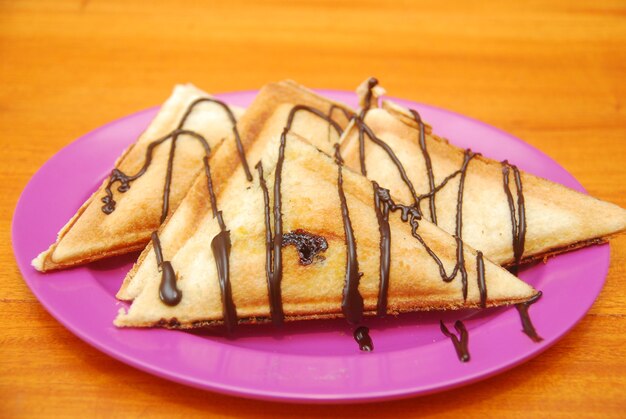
[260,105,344,326]
[476,251,487,308]
[369,150,476,301]
[105,97,249,329]
[440,320,470,362]
[353,326,374,352]
[182,98,252,181]
[151,232,182,306]
[372,181,391,317]
[160,97,252,221]
[256,161,282,326]
[516,291,543,342]
[361,105,544,348]
[452,150,476,300]
[203,155,237,332]
[355,118,421,207]
[358,77,379,119]
[102,128,211,216]
[281,230,328,265]
[162,137,178,223]
[211,227,236,333]
[502,161,526,271]
[357,78,379,175]
[335,145,364,325]
[409,110,437,224]
[102,96,251,220]
[501,161,541,341]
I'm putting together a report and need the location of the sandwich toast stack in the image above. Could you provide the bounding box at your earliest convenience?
[33,79,626,351]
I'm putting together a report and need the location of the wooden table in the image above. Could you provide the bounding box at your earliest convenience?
[2,1,625,416]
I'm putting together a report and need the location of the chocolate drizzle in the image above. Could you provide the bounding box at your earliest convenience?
[357,102,546,350]
[500,161,542,342]
[372,181,391,317]
[259,105,344,326]
[256,161,282,327]
[355,117,421,206]
[440,320,470,362]
[373,185,471,292]
[111,97,248,331]
[133,86,542,354]
[359,106,545,347]
[281,230,328,265]
[502,161,527,271]
[335,145,364,325]
[353,326,374,352]
[359,77,379,119]
[410,110,437,224]
[476,251,487,308]
[102,129,211,216]
[516,291,543,342]
[102,97,251,220]
[152,231,182,306]
[354,110,478,313]
[204,155,237,333]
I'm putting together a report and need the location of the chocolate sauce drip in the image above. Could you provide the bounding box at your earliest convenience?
[355,117,421,207]
[372,181,391,317]
[161,137,178,223]
[501,161,540,342]
[103,97,248,329]
[281,230,328,265]
[256,162,282,326]
[152,232,182,306]
[367,149,476,301]
[143,133,210,308]
[161,98,251,221]
[353,326,374,352]
[260,105,344,326]
[440,320,470,362]
[211,227,236,333]
[101,128,211,216]
[453,150,476,300]
[270,120,288,327]
[359,77,379,119]
[182,98,253,181]
[373,185,469,293]
[335,145,364,325]
[516,291,543,342]
[409,110,437,224]
[355,111,484,307]
[204,155,237,332]
[358,106,543,346]
[502,161,527,271]
[476,251,487,308]
[102,96,251,220]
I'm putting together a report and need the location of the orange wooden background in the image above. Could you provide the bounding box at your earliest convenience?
[2,1,625,417]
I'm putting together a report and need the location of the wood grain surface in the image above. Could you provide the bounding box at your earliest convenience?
[2,0,625,417]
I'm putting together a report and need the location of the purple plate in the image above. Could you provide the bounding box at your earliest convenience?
[12,90,609,403]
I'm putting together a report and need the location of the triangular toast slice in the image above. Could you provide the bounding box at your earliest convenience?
[115,132,537,328]
[33,84,247,271]
[339,97,626,266]
[116,80,354,301]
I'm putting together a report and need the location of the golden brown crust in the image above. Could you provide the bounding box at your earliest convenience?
[116,294,538,330]
[33,84,242,272]
[117,80,355,301]
[339,101,626,267]
[507,237,608,267]
[115,134,537,328]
